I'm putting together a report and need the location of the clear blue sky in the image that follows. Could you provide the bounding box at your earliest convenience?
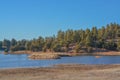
[0,0,120,40]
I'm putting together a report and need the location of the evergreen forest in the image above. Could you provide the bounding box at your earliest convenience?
[1,23,120,53]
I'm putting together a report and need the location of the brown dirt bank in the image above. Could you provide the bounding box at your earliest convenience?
[10,50,120,56]
[0,64,120,80]
[8,51,120,60]
[95,51,120,56]
[10,51,32,54]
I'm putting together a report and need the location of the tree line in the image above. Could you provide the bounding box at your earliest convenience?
[1,23,120,53]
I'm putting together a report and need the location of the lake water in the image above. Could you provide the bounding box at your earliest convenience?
[0,52,120,69]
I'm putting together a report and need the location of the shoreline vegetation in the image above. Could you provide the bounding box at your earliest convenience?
[0,64,120,80]
[1,23,120,59]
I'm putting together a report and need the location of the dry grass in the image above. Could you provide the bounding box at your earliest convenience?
[95,51,120,56]
[28,53,60,59]
[0,64,120,80]
[10,50,120,56]
[11,50,32,54]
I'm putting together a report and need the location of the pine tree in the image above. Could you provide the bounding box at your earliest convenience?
[117,39,120,51]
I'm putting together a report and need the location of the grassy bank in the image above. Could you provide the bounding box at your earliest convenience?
[10,50,120,55]
[10,51,32,54]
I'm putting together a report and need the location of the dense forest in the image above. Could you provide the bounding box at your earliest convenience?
[1,23,120,53]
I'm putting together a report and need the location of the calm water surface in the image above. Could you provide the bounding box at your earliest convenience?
[0,52,120,69]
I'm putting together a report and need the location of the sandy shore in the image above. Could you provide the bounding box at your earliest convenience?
[0,64,120,80]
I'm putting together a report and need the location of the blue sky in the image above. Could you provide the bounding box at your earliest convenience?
[0,0,120,40]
